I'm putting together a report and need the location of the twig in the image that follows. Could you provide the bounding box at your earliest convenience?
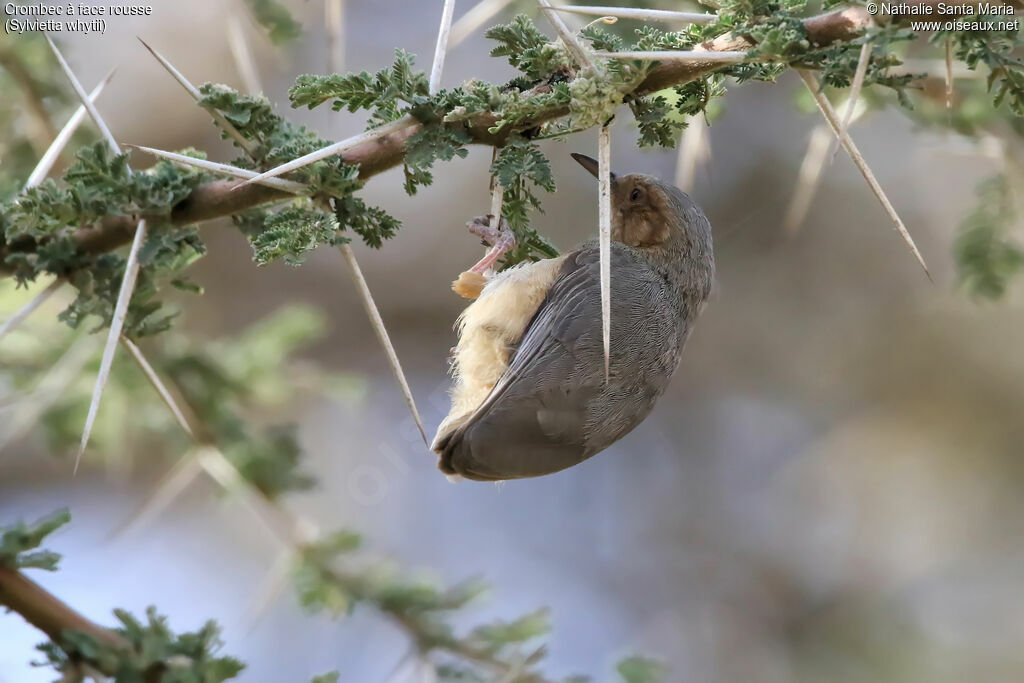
[546,5,716,24]
[598,124,611,381]
[240,116,416,186]
[0,567,128,653]
[25,71,115,189]
[797,70,930,277]
[0,279,62,343]
[127,144,308,194]
[450,0,515,47]
[339,245,428,444]
[2,4,876,272]
[137,39,256,155]
[430,0,458,94]
[592,50,748,62]
[537,0,594,69]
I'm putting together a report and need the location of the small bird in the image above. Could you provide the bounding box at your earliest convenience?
[432,153,715,481]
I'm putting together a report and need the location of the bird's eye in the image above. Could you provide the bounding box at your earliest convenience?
[629,188,642,202]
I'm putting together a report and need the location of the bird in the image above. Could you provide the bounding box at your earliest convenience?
[432,153,715,481]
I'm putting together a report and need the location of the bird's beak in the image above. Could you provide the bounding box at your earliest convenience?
[571,153,616,182]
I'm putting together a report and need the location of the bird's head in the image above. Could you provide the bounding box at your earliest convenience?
[571,153,711,254]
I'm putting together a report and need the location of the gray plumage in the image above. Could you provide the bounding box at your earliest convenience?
[435,158,715,481]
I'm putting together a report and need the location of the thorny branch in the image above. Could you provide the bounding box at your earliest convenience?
[0,3,873,273]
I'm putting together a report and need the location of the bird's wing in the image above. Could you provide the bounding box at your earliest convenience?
[437,244,670,480]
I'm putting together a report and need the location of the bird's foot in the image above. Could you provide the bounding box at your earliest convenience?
[452,215,517,299]
[466,215,516,274]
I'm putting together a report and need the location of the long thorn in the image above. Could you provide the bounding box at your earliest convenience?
[46,37,119,154]
[945,38,954,109]
[326,0,346,73]
[120,337,196,439]
[109,454,203,542]
[430,0,458,94]
[591,50,748,62]
[25,71,115,190]
[828,40,871,162]
[136,38,256,155]
[450,0,515,47]
[75,220,148,474]
[547,5,715,24]
[339,244,427,445]
[538,0,594,69]
[783,123,832,236]
[0,335,98,457]
[240,116,415,186]
[0,279,62,343]
[798,70,930,278]
[674,121,708,193]
[128,145,307,194]
[598,124,612,382]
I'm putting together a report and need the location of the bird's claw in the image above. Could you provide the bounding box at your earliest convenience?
[466,215,512,247]
[465,215,516,275]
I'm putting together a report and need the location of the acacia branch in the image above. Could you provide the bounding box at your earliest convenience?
[0,566,128,655]
[0,4,873,272]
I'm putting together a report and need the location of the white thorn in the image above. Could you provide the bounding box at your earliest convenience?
[828,40,872,163]
[598,124,612,382]
[128,145,307,194]
[430,0,458,94]
[137,38,256,155]
[109,454,203,541]
[450,0,515,47]
[74,219,148,474]
[591,50,748,63]
[783,123,832,236]
[241,116,415,186]
[326,0,346,73]
[798,70,931,279]
[25,71,115,190]
[547,5,716,24]
[46,37,120,155]
[0,279,62,343]
[674,121,709,193]
[0,335,99,457]
[538,0,594,69]
[339,244,428,445]
[120,336,195,439]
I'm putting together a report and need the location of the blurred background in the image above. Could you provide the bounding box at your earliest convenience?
[2,0,1024,681]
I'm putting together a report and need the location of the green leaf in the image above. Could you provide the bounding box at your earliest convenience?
[955,175,1024,300]
[243,0,302,44]
[0,509,71,571]
[617,655,668,683]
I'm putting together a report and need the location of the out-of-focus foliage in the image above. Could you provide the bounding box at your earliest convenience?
[0,508,70,571]
[294,526,665,682]
[955,175,1023,299]
[0,285,344,497]
[37,606,245,682]
[242,0,302,44]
